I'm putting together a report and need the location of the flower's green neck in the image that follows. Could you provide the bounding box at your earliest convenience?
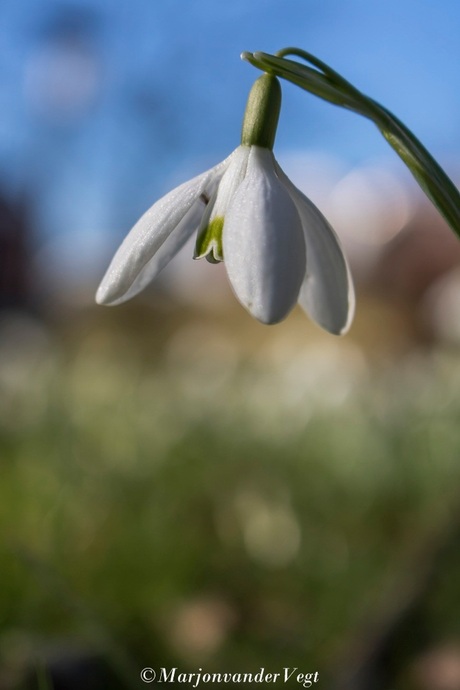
[241,74,281,150]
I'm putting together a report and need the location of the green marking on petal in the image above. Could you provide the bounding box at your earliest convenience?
[194,216,224,263]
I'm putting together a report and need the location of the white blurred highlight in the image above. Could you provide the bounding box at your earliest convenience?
[24,42,100,121]
[329,165,413,247]
[423,267,460,344]
[235,491,301,568]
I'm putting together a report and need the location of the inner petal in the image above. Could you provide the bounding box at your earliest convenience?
[194,145,250,262]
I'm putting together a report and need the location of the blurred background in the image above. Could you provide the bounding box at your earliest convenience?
[2,1,460,689]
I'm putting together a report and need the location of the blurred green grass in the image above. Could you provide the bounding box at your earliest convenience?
[1,304,460,689]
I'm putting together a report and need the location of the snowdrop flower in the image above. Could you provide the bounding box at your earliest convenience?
[96,74,354,333]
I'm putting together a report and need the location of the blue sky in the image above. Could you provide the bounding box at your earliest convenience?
[1,0,460,277]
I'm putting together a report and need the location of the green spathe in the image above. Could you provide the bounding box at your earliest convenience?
[241,74,281,150]
[194,216,224,263]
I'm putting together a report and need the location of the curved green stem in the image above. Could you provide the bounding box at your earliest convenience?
[242,48,460,239]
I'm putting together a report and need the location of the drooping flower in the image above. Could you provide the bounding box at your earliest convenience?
[96,74,354,333]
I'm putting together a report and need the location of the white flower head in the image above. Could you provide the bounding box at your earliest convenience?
[96,74,354,333]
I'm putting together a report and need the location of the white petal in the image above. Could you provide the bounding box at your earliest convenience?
[202,145,250,222]
[223,147,306,325]
[277,164,355,335]
[104,197,206,305]
[96,156,230,305]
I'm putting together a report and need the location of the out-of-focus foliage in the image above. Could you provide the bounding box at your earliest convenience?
[1,305,460,689]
